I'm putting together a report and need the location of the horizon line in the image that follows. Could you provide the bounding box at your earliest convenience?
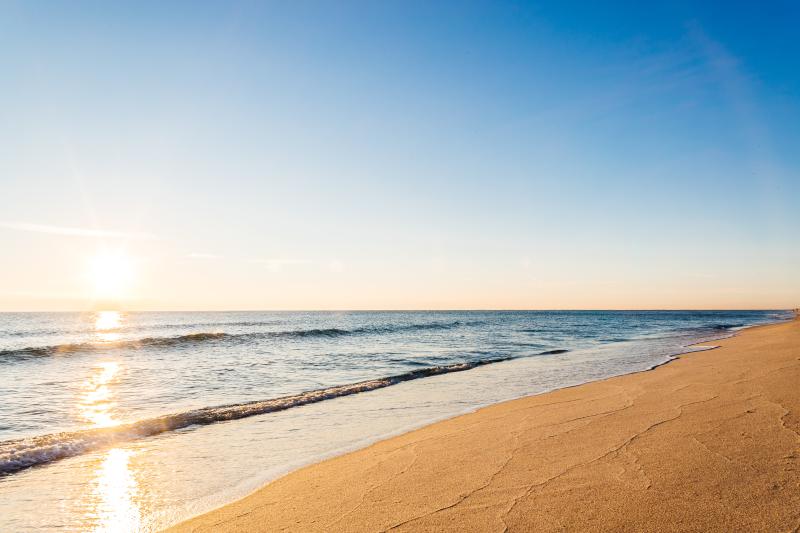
[0,308,792,314]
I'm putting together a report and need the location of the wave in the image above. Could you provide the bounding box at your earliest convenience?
[709,323,744,331]
[0,321,481,362]
[539,349,569,355]
[0,356,510,476]
[0,332,231,361]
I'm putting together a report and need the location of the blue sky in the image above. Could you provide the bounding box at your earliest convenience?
[1,1,798,310]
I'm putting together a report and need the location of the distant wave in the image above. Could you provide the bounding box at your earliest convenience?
[126,320,285,331]
[0,355,510,476]
[0,321,484,362]
[1,320,285,339]
[5,329,62,337]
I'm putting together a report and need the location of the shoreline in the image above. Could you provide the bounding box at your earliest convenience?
[168,316,800,532]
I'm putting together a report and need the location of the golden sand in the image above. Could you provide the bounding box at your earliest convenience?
[170,318,800,532]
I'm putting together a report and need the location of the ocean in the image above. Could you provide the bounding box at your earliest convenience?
[0,310,790,531]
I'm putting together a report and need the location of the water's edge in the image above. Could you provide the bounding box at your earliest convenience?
[0,356,514,476]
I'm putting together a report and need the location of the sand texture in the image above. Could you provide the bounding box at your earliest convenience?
[170,318,800,532]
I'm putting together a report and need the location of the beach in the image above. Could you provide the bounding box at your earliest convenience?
[170,316,800,532]
[5,2,799,532]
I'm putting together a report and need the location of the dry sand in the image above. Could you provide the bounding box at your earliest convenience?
[170,317,800,532]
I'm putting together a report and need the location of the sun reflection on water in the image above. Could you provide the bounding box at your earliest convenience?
[89,448,142,533]
[79,362,120,428]
[82,312,141,532]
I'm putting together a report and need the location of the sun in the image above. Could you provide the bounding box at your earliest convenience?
[86,249,135,302]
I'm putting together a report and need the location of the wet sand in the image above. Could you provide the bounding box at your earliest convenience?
[169,317,800,532]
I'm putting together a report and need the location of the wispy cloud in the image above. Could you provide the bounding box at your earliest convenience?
[0,220,157,240]
[187,252,220,259]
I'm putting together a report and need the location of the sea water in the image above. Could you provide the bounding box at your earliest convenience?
[0,310,790,530]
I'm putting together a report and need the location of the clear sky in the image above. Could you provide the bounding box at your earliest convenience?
[1,1,798,311]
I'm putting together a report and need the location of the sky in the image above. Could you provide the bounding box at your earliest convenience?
[1,1,799,311]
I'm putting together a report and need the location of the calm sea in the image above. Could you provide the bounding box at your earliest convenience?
[0,310,790,531]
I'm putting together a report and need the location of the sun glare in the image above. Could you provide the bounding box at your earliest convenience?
[87,250,135,302]
[94,310,123,342]
[95,310,122,331]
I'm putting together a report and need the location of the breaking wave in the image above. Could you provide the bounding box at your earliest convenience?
[0,332,231,361]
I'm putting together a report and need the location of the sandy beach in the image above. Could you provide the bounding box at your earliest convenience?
[170,317,800,532]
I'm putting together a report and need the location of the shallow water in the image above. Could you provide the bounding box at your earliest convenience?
[0,310,789,531]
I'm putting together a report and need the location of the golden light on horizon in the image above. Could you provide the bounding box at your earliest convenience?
[86,250,135,303]
[94,310,123,341]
